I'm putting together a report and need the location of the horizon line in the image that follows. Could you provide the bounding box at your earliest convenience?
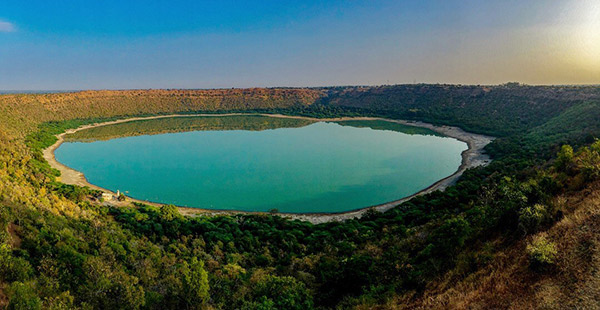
[2,82,600,94]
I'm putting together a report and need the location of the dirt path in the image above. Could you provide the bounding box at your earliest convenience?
[42,113,494,224]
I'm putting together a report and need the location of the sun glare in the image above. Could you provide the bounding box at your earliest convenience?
[576,1,600,68]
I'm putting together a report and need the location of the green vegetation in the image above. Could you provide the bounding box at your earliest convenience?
[1,85,600,309]
[527,234,558,268]
[323,84,600,137]
[518,204,552,235]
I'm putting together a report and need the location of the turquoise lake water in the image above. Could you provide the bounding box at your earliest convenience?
[55,116,467,213]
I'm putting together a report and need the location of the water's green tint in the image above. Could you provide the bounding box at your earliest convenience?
[55,116,467,213]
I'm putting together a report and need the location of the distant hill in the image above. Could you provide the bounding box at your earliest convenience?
[0,88,323,137]
[322,84,600,136]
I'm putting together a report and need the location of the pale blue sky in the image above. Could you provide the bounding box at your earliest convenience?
[0,0,598,90]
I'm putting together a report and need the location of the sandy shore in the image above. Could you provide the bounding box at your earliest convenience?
[42,113,494,224]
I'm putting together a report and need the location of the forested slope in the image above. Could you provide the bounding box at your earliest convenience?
[0,88,322,138]
[323,84,600,136]
[1,85,600,309]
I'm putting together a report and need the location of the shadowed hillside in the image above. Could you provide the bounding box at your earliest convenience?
[323,84,600,136]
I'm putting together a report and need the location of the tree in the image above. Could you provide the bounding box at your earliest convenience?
[79,257,145,310]
[430,217,472,256]
[556,145,574,172]
[248,275,314,310]
[518,204,549,235]
[0,244,34,282]
[43,291,76,310]
[182,257,210,309]
[8,282,41,310]
[160,204,181,222]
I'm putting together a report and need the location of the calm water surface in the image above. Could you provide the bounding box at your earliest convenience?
[55,116,467,213]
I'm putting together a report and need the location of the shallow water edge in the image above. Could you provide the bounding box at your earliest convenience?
[42,113,494,223]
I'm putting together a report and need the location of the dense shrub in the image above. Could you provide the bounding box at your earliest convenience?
[555,145,574,172]
[0,244,34,282]
[526,234,558,269]
[518,204,550,235]
[7,282,42,310]
[244,275,314,310]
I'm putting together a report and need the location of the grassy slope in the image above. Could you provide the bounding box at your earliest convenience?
[382,180,600,310]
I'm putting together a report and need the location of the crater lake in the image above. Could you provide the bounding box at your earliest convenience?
[54,115,467,213]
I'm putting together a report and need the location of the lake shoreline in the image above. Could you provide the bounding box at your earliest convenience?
[42,113,494,224]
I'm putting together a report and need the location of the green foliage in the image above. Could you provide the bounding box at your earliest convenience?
[26,120,90,152]
[524,101,600,153]
[159,204,182,221]
[8,282,42,310]
[51,183,97,202]
[245,275,314,310]
[242,297,276,310]
[431,217,472,253]
[43,291,76,310]
[556,145,574,171]
[324,85,600,137]
[0,244,34,282]
[574,140,600,180]
[182,258,210,308]
[526,235,558,269]
[78,257,146,309]
[518,204,551,235]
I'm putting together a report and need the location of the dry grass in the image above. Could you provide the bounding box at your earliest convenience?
[7,223,21,249]
[376,182,600,310]
[0,284,7,309]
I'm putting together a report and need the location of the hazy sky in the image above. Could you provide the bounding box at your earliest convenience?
[0,0,599,90]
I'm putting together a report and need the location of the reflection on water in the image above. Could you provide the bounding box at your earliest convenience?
[57,116,466,213]
[64,115,316,142]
